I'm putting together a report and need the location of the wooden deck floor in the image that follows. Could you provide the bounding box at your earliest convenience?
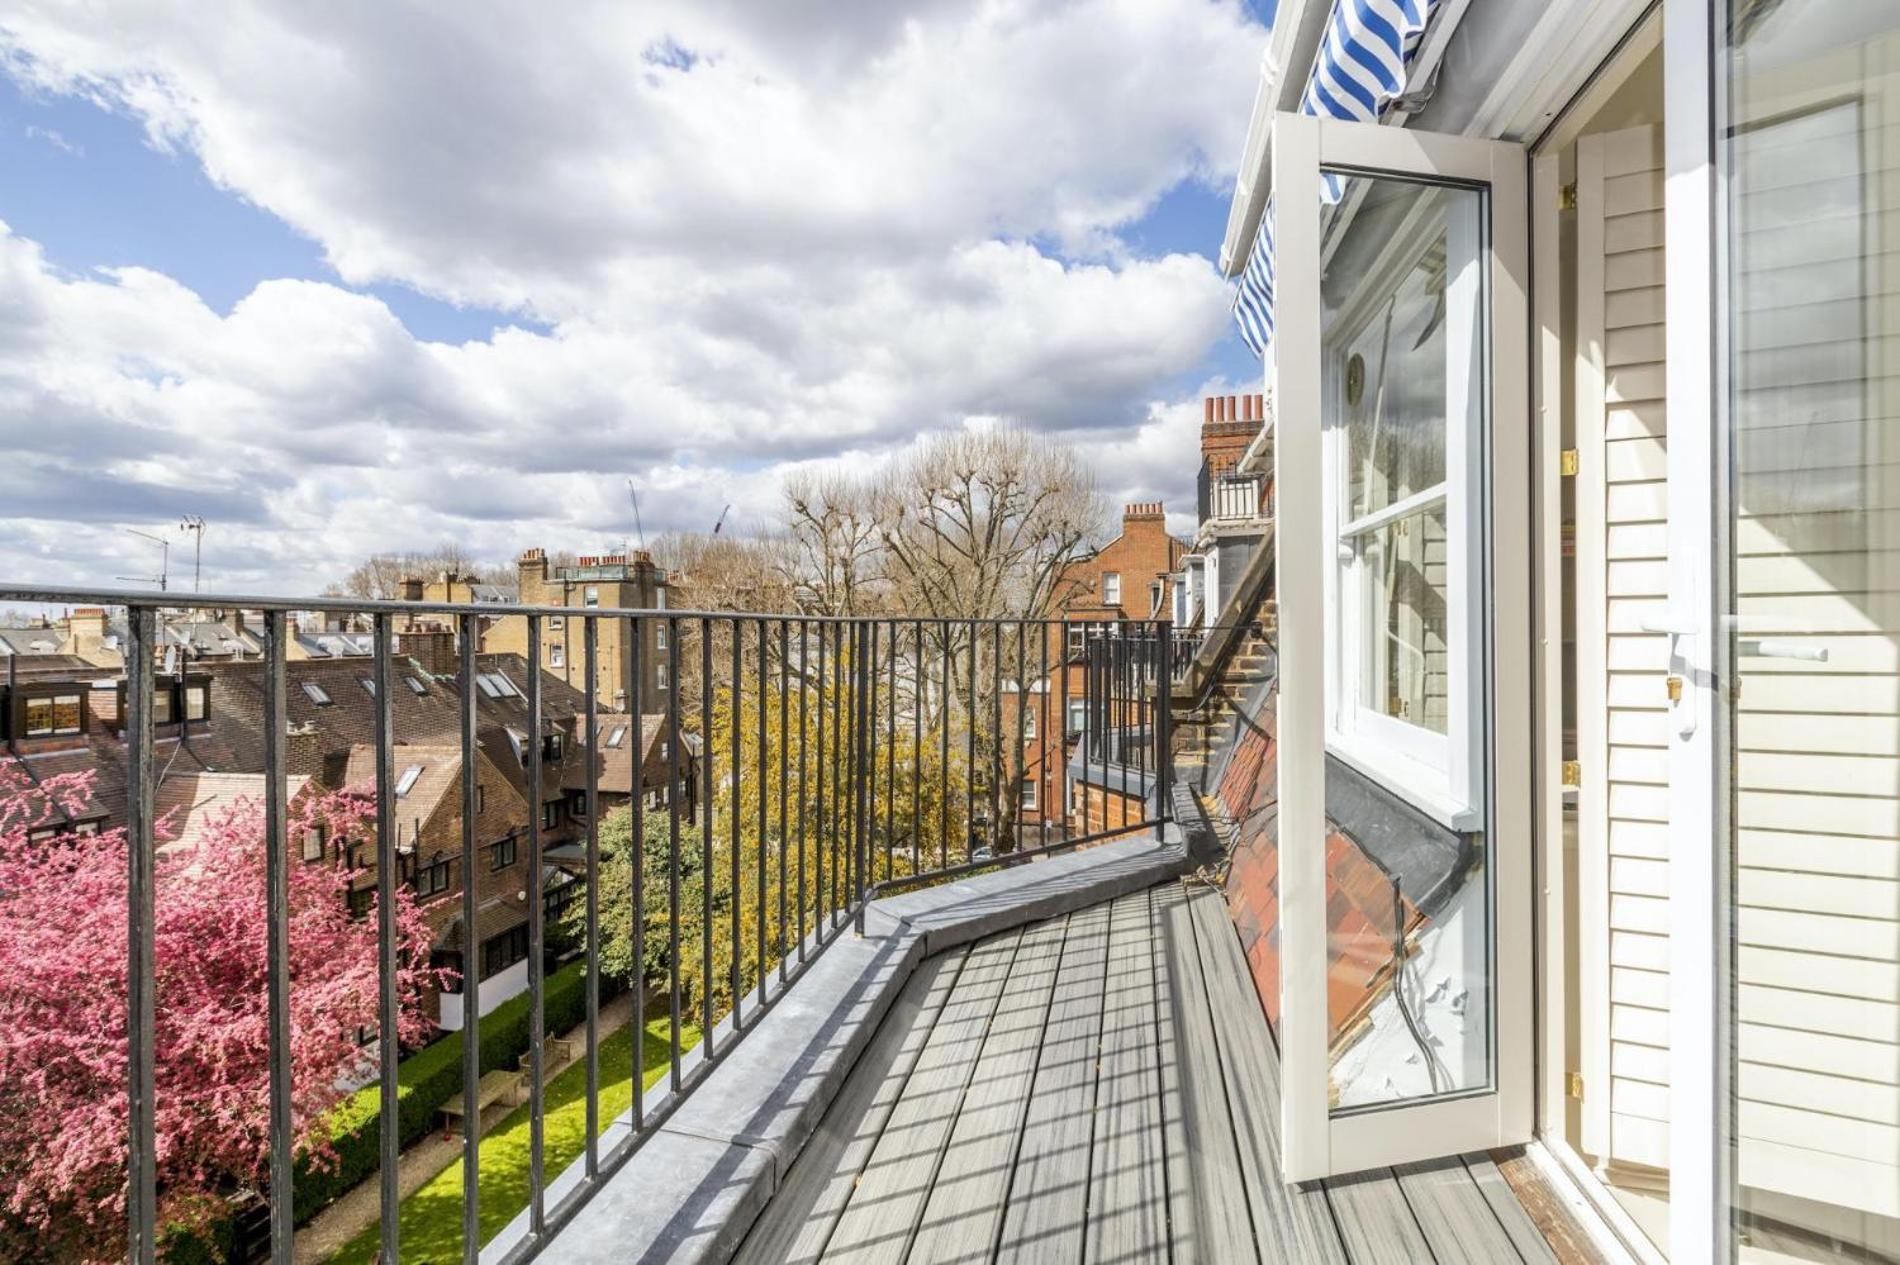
[737,881,1563,1265]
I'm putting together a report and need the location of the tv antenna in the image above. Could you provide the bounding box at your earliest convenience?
[179,515,207,593]
[626,479,647,551]
[117,528,170,591]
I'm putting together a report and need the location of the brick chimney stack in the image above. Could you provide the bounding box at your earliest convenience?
[517,547,548,587]
[1123,501,1166,526]
[395,628,457,676]
[398,577,423,603]
[1201,392,1266,473]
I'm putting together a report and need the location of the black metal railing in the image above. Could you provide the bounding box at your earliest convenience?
[0,586,1172,1265]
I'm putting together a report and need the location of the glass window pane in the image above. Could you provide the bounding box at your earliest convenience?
[1725,4,1900,1257]
[1319,171,1490,1112]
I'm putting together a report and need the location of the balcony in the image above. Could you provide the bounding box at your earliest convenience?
[1196,463,1270,527]
[0,584,1584,1264]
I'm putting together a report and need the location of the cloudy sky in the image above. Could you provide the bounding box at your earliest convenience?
[0,1,1269,596]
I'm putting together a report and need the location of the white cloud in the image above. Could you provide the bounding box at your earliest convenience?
[0,1,1263,592]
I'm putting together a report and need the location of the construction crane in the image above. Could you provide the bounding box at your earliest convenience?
[626,479,647,551]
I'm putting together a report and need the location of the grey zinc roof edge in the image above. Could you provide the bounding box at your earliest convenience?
[506,829,1190,1265]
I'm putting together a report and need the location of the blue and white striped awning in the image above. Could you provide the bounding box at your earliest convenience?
[1231,0,1438,361]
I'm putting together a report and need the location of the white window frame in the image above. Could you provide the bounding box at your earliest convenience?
[1019,776,1038,810]
[655,622,668,651]
[656,661,670,691]
[584,585,599,607]
[1101,572,1121,606]
[1318,200,1485,832]
[549,642,565,669]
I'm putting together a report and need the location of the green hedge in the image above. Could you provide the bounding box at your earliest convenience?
[294,957,617,1224]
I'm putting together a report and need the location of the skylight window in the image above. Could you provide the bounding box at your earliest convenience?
[476,674,503,698]
[395,765,423,797]
[606,725,628,749]
[302,682,333,706]
[406,676,429,696]
[359,677,377,697]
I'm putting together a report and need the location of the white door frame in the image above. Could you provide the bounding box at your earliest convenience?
[1273,111,1534,1181]
[1662,0,1732,1258]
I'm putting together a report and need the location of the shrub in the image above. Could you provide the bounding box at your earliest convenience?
[294,957,617,1224]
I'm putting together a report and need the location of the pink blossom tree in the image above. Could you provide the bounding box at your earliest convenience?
[0,765,451,1260]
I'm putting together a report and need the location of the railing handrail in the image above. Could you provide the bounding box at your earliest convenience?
[0,583,1108,627]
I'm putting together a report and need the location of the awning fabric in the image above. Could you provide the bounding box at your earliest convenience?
[1230,0,1439,360]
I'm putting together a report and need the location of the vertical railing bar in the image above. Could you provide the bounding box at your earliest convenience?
[583,616,601,1178]
[797,620,809,961]
[261,611,293,1264]
[1013,621,1026,855]
[1136,623,1147,812]
[1059,620,1070,843]
[777,619,790,984]
[814,622,826,937]
[756,619,768,1008]
[885,619,895,884]
[938,623,950,870]
[830,622,844,924]
[372,612,400,1265]
[991,622,1001,854]
[911,619,922,875]
[965,620,977,862]
[860,621,876,906]
[629,616,645,1130]
[126,606,158,1265]
[526,615,547,1237]
[699,618,714,1043]
[1038,619,1049,851]
[729,619,743,1025]
[457,613,481,1262]
[667,616,682,1091]
[1081,625,1091,839]
[1156,619,1173,826]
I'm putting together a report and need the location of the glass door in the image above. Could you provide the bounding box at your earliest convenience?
[1272,112,1533,1179]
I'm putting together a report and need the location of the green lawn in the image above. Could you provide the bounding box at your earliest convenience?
[328,1016,698,1264]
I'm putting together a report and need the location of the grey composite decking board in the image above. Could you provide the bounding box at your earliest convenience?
[1463,1153,1562,1264]
[907,916,1069,1264]
[1325,1166,1437,1263]
[1397,1158,1535,1263]
[1077,892,1171,1265]
[992,900,1112,1263]
[734,949,967,1265]
[743,880,1583,1265]
[821,927,1024,1265]
[1182,883,1351,1265]
[1152,880,1262,1264]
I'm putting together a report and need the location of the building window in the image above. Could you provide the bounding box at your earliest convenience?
[395,764,423,797]
[1102,572,1121,606]
[583,585,599,607]
[1149,580,1165,615]
[543,731,564,761]
[411,855,452,899]
[1022,708,1036,740]
[490,836,517,870]
[301,681,333,706]
[655,622,668,650]
[550,615,565,630]
[568,789,587,819]
[1067,699,1086,734]
[405,675,429,696]
[347,886,374,919]
[1019,777,1038,810]
[23,692,83,737]
[656,662,670,691]
[183,684,209,722]
[482,924,530,979]
[545,879,580,920]
[358,677,376,697]
[542,801,560,829]
[548,642,565,669]
[300,827,325,863]
[1066,625,1085,657]
[475,784,485,814]
[606,725,628,748]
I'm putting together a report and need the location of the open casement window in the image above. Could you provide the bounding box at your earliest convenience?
[1272,113,1531,1181]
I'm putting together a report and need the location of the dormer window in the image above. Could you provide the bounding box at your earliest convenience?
[21,691,83,738]
[543,731,565,761]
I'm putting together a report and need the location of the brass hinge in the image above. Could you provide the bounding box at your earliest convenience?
[1567,1072,1585,1100]
[1560,182,1578,211]
[1560,449,1580,477]
[1666,675,1684,702]
[1561,760,1581,787]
